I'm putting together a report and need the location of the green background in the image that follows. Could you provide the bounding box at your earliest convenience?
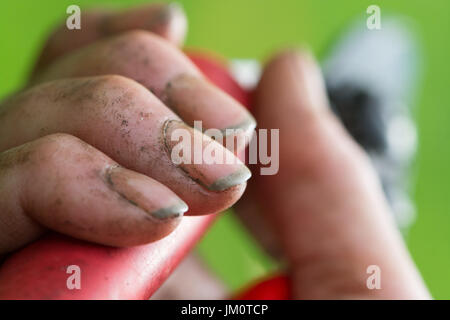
[1,0,449,298]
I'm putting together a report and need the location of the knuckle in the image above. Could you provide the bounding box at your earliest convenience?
[115,30,158,50]
[31,133,91,164]
[107,30,167,72]
[0,134,80,171]
[41,132,81,148]
[78,75,144,112]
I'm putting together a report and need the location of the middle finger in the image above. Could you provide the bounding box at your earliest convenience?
[31,30,256,148]
[0,75,250,215]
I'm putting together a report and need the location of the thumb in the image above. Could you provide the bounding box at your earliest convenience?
[34,2,187,72]
[249,50,429,299]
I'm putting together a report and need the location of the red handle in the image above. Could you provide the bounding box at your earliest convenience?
[0,216,215,299]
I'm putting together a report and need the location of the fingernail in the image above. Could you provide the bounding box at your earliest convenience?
[151,202,189,220]
[283,49,329,110]
[105,3,187,45]
[148,3,187,45]
[106,165,188,219]
[163,119,252,191]
[163,74,256,151]
[219,115,257,154]
[208,165,252,191]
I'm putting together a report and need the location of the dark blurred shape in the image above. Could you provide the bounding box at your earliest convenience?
[328,83,386,153]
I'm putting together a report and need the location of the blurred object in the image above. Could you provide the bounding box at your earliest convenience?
[231,28,420,229]
[230,59,262,91]
[323,18,420,229]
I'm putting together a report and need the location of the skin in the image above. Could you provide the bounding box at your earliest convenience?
[34,3,187,71]
[0,3,431,299]
[155,50,431,300]
[0,3,252,254]
[30,30,256,142]
[238,50,430,299]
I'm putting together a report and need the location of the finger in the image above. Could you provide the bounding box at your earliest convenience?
[31,30,256,152]
[35,3,187,71]
[251,50,429,299]
[0,76,250,216]
[0,133,187,254]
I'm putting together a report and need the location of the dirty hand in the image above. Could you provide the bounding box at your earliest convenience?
[0,3,254,254]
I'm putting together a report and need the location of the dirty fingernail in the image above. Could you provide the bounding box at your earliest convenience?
[106,165,188,219]
[163,74,256,152]
[207,165,252,191]
[163,119,252,191]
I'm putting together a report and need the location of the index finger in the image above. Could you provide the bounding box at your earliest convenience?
[34,2,187,72]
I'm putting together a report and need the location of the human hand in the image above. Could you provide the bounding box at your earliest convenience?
[235,49,430,299]
[0,3,254,255]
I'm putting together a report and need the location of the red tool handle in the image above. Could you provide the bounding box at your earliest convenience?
[0,215,215,299]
